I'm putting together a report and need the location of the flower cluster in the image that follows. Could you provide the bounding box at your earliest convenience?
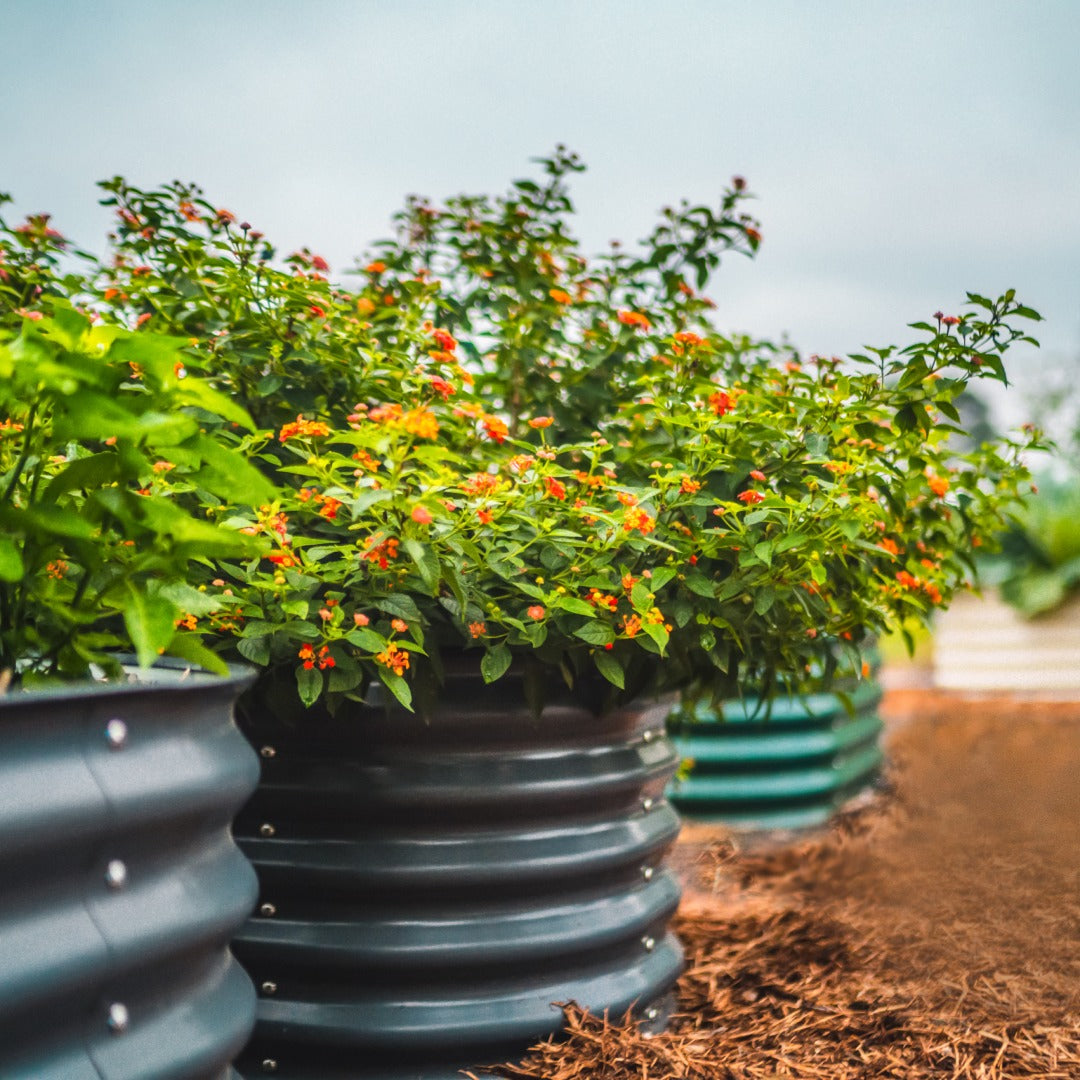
[0,159,1044,713]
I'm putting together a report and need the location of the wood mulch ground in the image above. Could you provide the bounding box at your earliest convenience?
[472,690,1080,1079]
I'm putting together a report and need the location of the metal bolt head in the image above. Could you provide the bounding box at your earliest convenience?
[262,1060,278,1073]
[104,859,128,890]
[261,980,278,995]
[642,728,654,743]
[645,1006,659,1021]
[260,745,276,759]
[259,823,276,837]
[105,718,128,749]
[259,902,277,917]
[641,796,654,811]
[642,866,654,881]
[107,1002,129,1033]
[642,935,656,951]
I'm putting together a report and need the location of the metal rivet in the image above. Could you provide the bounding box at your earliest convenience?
[262,1060,278,1073]
[642,729,654,742]
[642,796,654,811]
[105,718,128,749]
[645,1006,659,1021]
[642,935,656,951]
[642,866,654,881]
[261,981,278,995]
[260,745,276,759]
[104,859,128,890]
[107,1002,129,1033]
[259,823,276,837]
[259,902,277,917]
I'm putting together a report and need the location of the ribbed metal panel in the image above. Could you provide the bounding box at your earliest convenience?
[0,662,261,1080]
[667,678,885,830]
[232,664,684,1079]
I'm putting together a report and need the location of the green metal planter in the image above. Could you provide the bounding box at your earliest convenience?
[232,661,684,1079]
[0,661,261,1080]
[667,678,885,830]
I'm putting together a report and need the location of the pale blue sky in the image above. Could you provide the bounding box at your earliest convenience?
[3,1,1078,399]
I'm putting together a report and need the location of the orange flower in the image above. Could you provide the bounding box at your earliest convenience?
[298,644,316,670]
[482,415,509,444]
[527,605,546,620]
[431,328,457,352]
[403,408,439,440]
[877,538,900,556]
[366,261,387,275]
[429,375,455,400]
[623,507,656,534]
[708,390,736,416]
[375,642,410,674]
[468,621,487,639]
[267,549,297,568]
[748,470,767,483]
[528,416,554,429]
[617,310,651,330]
[353,612,370,627]
[679,476,702,494]
[391,618,409,633]
[622,614,643,638]
[361,536,400,570]
[279,415,330,442]
[411,505,433,525]
[549,288,572,304]
[476,507,493,524]
[544,477,567,501]
[928,474,950,497]
[737,490,765,505]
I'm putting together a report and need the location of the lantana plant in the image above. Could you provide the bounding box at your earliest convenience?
[1,159,1044,712]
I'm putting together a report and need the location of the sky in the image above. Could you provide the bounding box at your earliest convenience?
[3,1,1078,421]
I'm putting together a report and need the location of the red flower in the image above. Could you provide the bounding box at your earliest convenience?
[544,477,567,500]
[749,470,767,482]
[411,505,433,524]
[737,490,765,505]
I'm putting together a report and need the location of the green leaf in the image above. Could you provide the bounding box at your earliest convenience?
[376,593,422,622]
[155,580,223,617]
[754,586,776,615]
[649,566,677,591]
[643,621,669,653]
[166,633,229,675]
[377,666,413,710]
[123,586,179,667]
[804,432,828,457]
[594,648,625,689]
[296,664,323,707]
[481,644,512,683]
[236,635,271,666]
[403,538,440,593]
[0,535,24,582]
[630,581,652,613]
[753,541,774,566]
[574,621,615,645]
[682,573,715,598]
[555,595,595,616]
[345,627,387,652]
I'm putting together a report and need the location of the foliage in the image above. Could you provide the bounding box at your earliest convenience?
[0,203,268,683]
[981,477,1080,617]
[0,157,1045,712]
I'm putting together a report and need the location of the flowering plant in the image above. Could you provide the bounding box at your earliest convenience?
[0,199,268,685]
[5,160,1042,712]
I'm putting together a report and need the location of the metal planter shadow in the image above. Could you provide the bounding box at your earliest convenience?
[232,662,684,1079]
[667,678,885,831]
[0,661,260,1080]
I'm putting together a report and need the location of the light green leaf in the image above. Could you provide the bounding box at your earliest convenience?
[123,586,179,667]
[594,649,625,689]
[296,664,322,707]
[377,666,413,710]
[481,644,513,683]
[0,536,24,582]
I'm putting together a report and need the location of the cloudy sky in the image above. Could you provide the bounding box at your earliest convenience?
[4,1,1078,410]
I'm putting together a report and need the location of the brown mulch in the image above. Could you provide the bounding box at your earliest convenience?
[471,691,1080,1079]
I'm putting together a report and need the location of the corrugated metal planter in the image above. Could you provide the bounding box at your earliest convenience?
[232,661,684,1079]
[667,678,885,831]
[934,589,1080,692]
[0,660,261,1080]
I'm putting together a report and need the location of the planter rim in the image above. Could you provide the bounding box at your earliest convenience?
[0,654,256,711]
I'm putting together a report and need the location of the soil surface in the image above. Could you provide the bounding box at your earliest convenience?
[473,690,1080,1079]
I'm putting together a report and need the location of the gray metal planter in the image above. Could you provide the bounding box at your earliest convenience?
[667,678,885,830]
[0,661,261,1080]
[232,662,684,1079]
